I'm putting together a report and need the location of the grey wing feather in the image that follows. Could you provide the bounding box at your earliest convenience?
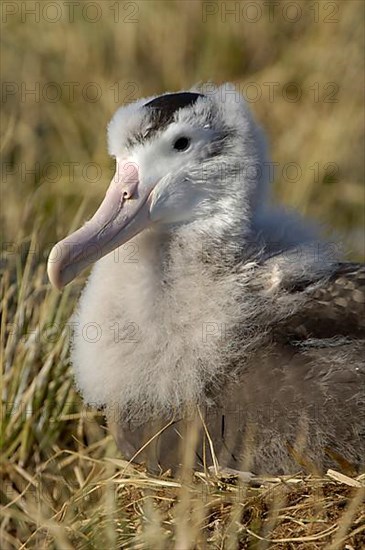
[276,263,365,342]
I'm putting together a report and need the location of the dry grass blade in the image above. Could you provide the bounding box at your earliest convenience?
[326,469,363,488]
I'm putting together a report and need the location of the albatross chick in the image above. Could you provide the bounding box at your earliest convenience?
[48,84,365,475]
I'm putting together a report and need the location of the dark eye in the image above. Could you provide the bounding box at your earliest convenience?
[173,137,190,152]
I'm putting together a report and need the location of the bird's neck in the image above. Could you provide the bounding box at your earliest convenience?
[142,217,245,282]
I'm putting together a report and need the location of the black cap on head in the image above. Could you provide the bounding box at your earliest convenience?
[144,92,204,112]
[143,92,205,129]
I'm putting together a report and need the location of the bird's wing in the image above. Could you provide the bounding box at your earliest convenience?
[275,262,365,343]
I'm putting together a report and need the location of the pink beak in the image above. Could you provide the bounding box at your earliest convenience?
[47,161,152,289]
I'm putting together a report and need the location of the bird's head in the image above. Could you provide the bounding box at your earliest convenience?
[48,84,269,289]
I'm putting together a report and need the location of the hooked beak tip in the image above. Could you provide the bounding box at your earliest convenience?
[47,254,64,290]
[47,243,71,290]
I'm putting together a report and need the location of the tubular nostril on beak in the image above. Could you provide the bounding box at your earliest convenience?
[114,160,140,203]
[121,180,138,201]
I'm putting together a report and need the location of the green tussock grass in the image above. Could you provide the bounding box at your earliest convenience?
[1,0,364,547]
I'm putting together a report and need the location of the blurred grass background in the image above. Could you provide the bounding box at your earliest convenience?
[1,0,364,258]
[1,1,365,548]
